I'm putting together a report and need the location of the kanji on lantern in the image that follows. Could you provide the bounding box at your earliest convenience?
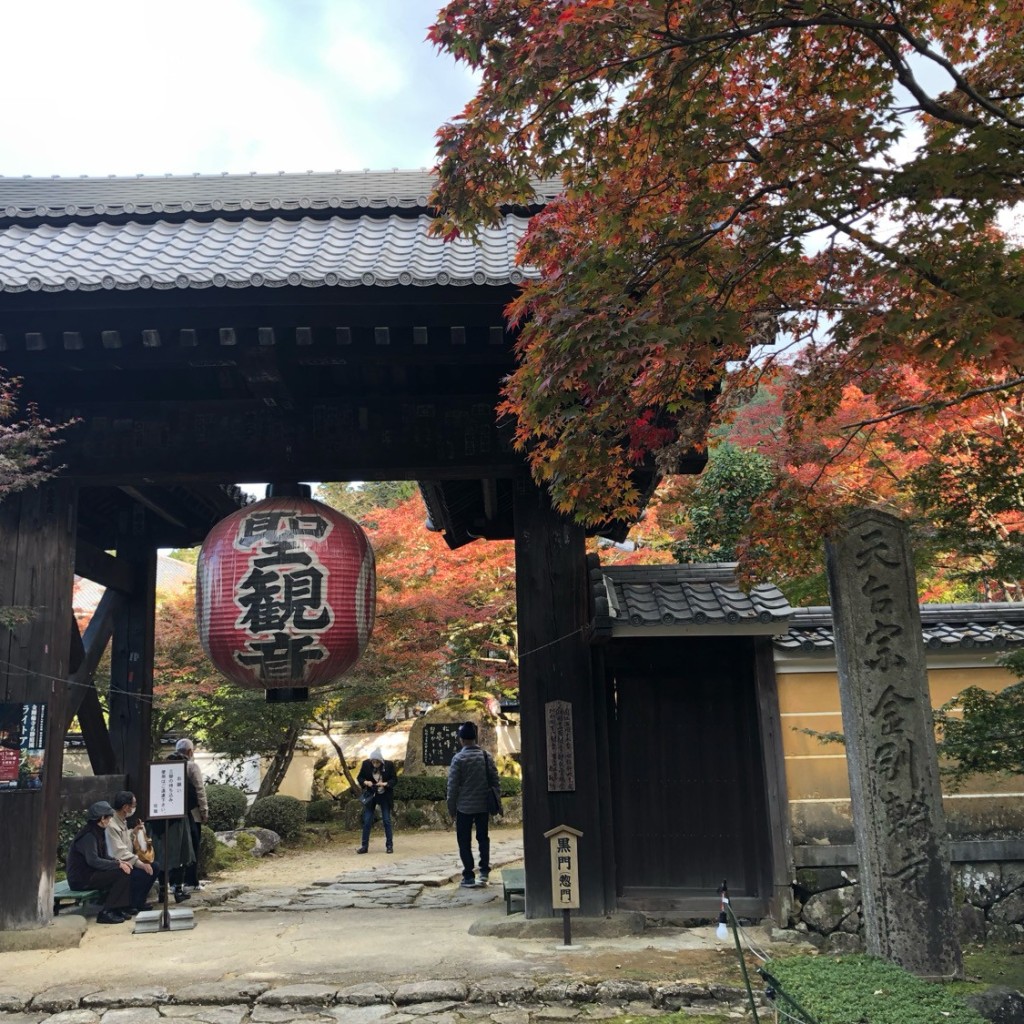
[196,496,375,691]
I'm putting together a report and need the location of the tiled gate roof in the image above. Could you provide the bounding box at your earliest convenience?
[591,564,1024,652]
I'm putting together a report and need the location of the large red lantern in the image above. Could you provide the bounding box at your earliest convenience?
[196,489,375,698]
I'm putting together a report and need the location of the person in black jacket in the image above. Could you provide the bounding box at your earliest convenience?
[355,748,396,854]
[65,801,133,924]
[446,721,500,888]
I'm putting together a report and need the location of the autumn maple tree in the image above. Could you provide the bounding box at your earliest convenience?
[325,490,518,705]
[429,1,1024,558]
[0,373,67,627]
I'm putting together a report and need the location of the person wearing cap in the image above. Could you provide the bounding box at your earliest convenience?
[105,790,160,913]
[355,747,397,854]
[446,721,500,888]
[65,801,133,924]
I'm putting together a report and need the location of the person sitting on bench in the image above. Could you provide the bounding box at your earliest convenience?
[106,790,160,914]
[65,801,132,925]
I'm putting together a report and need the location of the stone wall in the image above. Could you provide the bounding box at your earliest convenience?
[777,861,1024,952]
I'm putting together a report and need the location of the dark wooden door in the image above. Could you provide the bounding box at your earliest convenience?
[610,636,771,905]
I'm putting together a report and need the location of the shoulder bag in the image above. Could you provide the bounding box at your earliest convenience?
[484,752,503,817]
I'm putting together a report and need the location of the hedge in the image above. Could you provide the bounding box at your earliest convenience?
[393,774,522,801]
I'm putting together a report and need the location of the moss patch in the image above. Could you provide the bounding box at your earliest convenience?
[765,954,986,1024]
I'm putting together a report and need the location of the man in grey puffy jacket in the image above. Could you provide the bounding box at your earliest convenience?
[446,721,500,888]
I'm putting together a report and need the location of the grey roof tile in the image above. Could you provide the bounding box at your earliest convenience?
[593,562,793,634]
[0,214,535,292]
[0,169,561,222]
[774,603,1024,653]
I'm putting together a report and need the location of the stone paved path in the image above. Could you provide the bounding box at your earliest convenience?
[208,837,525,914]
[0,834,777,1023]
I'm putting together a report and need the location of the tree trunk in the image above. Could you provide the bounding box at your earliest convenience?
[256,719,303,800]
[323,730,361,798]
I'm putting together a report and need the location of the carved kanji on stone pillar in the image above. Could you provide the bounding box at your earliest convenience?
[826,508,961,977]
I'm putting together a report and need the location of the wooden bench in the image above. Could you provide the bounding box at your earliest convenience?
[501,867,525,915]
[53,880,102,915]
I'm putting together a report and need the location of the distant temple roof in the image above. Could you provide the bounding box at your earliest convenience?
[591,563,1024,653]
[73,555,195,629]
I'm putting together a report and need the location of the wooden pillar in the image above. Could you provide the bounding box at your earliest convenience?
[0,482,77,930]
[753,637,796,924]
[108,538,156,809]
[514,480,608,917]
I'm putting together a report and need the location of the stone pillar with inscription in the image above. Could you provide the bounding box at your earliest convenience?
[825,508,961,977]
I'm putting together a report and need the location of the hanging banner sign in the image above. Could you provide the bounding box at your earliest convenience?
[0,701,47,792]
[149,761,186,819]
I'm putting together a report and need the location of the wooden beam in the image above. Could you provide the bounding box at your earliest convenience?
[119,486,188,529]
[74,539,135,592]
[76,686,117,776]
[66,588,121,730]
[107,542,156,803]
[52,397,520,483]
[0,481,77,930]
[69,612,86,677]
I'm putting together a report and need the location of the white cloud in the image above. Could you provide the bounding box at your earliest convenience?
[0,0,475,176]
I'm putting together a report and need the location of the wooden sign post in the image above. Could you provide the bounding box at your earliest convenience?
[137,761,194,933]
[544,824,582,947]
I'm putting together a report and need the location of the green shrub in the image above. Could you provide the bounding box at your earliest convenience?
[765,954,986,1024]
[306,798,336,823]
[403,805,426,828]
[246,794,306,838]
[499,777,521,797]
[198,824,218,871]
[205,783,248,831]
[394,775,448,801]
[393,774,521,801]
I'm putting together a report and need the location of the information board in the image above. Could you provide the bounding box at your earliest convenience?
[545,700,576,791]
[0,701,47,791]
[149,761,186,819]
[422,723,463,767]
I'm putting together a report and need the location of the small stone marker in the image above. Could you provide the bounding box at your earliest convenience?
[825,508,961,977]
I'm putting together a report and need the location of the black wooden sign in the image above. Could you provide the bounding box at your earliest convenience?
[422,723,463,767]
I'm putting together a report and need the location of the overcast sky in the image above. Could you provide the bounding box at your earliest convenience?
[0,0,476,177]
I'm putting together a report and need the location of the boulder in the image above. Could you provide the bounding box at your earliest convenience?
[215,827,281,857]
[989,887,1024,926]
[964,986,1024,1024]
[801,885,860,934]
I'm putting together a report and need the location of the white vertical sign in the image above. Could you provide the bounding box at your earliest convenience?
[149,761,186,819]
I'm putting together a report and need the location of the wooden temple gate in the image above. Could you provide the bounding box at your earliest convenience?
[0,171,712,930]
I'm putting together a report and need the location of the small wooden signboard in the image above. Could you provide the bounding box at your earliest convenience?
[544,824,583,947]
